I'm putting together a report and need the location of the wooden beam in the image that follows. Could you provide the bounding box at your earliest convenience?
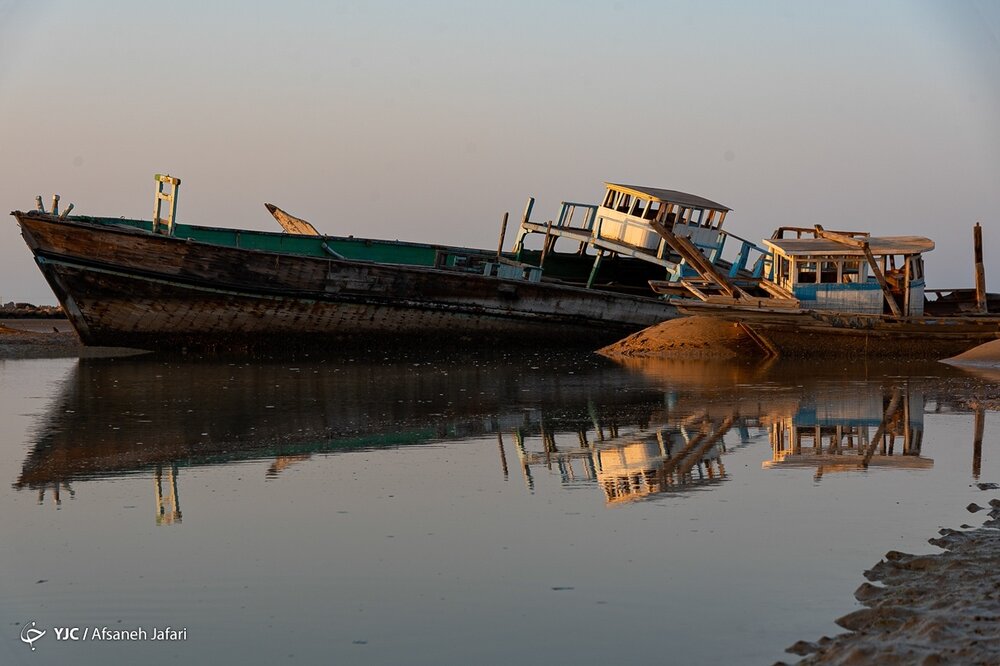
[975,222,987,313]
[815,225,902,317]
[649,219,749,299]
[496,211,509,260]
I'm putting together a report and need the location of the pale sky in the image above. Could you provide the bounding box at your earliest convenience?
[1,0,998,304]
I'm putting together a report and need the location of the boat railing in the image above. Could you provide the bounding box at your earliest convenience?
[771,226,869,240]
[710,230,771,279]
[555,201,599,232]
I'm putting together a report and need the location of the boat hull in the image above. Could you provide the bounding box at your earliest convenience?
[675,300,1000,360]
[15,212,678,350]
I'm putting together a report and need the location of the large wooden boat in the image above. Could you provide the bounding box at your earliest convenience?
[12,176,761,350]
[669,225,1000,359]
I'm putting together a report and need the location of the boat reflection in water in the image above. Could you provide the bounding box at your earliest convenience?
[16,354,667,521]
[766,384,931,478]
[17,355,989,518]
[506,408,758,504]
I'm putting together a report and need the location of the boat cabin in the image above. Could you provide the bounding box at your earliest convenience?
[763,230,933,316]
[595,183,731,260]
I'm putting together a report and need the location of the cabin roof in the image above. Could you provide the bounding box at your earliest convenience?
[605,183,731,212]
[765,236,935,257]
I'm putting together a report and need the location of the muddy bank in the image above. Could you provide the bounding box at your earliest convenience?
[597,316,763,359]
[783,488,1000,665]
[0,323,142,359]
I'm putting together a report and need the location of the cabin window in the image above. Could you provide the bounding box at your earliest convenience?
[603,190,616,207]
[617,194,632,213]
[820,261,838,283]
[631,198,646,218]
[796,260,818,284]
[644,200,660,220]
[842,261,862,283]
[908,256,924,279]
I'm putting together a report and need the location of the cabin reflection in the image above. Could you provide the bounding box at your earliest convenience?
[764,384,932,477]
[505,410,761,504]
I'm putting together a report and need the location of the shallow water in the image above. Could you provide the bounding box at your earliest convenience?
[2,353,999,665]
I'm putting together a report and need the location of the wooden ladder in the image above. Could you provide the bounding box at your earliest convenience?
[152,173,181,235]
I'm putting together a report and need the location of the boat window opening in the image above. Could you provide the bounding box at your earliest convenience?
[644,200,660,220]
[842,260,862,283]
[910,256,924,280]
[617,194,632,213]
[705,210,717,228]
[632,198,646,218]
[797,260,818,284]
[679,208,692,225]
[603,189,616,207]
[820,261,838,284]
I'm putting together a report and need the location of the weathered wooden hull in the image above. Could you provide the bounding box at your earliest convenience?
[675,300,1000,359]
[14,212,678,350]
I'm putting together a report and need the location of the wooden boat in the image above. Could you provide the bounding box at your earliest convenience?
[11,176,759,350]
[669,225,1000,359]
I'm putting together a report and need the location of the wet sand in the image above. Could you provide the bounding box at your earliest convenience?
[783,488,1000,665]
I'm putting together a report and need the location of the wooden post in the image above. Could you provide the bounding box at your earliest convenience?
[520,196,534,227]
[538,220,553,268]
[496,212,509,261]
[903,254,911,316]
[586,250,604,288]
[975,223,987,313]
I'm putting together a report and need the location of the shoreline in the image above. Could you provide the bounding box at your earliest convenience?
[0,321,143,359]
[783,487,1000,664]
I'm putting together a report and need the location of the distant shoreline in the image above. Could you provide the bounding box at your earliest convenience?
[0,320,144,359]
[0,302,64,319]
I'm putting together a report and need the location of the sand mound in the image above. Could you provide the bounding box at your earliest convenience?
[597,316,763,359]
[943,338,1000,367]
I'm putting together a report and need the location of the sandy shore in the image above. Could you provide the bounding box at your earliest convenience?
[780,487,1000,665]
[0,322,142,359]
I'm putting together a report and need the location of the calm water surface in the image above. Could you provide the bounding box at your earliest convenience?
[2,352,998,665]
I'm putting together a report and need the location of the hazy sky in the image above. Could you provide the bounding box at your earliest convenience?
[1,0,998,304]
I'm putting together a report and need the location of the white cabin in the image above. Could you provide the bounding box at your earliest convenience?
[763,231,933,316]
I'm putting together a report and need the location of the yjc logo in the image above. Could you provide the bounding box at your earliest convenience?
[20,620,46,651]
